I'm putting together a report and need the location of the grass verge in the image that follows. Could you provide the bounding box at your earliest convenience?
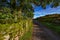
[41,22,60,35]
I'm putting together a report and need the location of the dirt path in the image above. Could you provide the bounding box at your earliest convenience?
[32,20,60,40]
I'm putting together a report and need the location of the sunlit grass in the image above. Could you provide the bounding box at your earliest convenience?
[0,19,33,40]
[41,22,60,34]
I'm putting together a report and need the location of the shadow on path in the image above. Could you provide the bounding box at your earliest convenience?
[32,20,60,40]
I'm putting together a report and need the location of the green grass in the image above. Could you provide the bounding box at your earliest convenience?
[36,14,60,35]
[19,31,32,40]
[19,22,33,40]
[0,19,33,40]
[41,22,60,34]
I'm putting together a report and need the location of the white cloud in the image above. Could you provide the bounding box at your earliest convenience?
[34,6,60,18]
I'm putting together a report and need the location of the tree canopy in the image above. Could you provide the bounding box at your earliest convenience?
[0,0,60,21]
[0,0,60,10]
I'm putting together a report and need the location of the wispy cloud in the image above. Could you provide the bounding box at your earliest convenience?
[34,5,60,18]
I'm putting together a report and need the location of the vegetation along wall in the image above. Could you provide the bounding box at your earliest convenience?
[0,0,33,40]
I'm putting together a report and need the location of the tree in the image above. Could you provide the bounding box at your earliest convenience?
[0,0,60,40]
[0,0,60,22]
[1,0,60,12]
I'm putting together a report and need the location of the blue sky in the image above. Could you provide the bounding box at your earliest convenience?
[33,4,60,18]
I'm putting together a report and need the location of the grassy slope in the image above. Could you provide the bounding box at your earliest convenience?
[35,14,60,35]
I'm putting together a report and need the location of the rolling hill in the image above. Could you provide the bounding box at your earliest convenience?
[36,14,60,24]
[35,14,60,35]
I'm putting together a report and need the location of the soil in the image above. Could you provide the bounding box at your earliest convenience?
[32,20,60,40]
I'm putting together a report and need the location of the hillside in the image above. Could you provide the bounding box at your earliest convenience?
[35,14,60,35]
[36,14,60,24]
